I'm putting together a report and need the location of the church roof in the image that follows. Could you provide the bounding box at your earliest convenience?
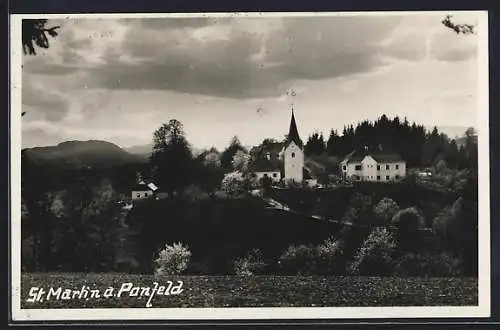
[284,110,304,150]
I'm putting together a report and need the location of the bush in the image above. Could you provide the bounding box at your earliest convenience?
[341,193,374,225]
[391,207,426,253]
[373,197,400,225]
[278,244,318,275]
[432,197,463,247]
[233,249,267,276]
[315,237,344,275]
[182,184,208,202]
[154,242,192,276]
[221,171,246,197]
[348,227,396,276]
[393,252,462,277]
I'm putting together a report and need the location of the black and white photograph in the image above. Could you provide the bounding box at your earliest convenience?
[10,11,490,321]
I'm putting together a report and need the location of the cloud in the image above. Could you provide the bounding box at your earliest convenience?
[80,16,406,98]
[20,13,482,148]
[22,127,64,148]
[22,79,70,121]
[22,14,479,100]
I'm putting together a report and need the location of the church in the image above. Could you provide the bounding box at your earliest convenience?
[248,109,307,185]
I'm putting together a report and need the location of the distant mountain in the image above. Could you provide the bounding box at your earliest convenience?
[125,143,153,156]
[125,143,206,158]
[23,140,146,169]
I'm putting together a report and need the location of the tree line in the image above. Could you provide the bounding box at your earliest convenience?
[304,114,478,170]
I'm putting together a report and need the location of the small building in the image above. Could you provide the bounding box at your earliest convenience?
[249,157,282,184]
[131,180,159,201]
[340,148,406,182]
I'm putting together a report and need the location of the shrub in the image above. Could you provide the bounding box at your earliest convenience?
[391,207,426,230]
[373,197,400,225]
[393,252,462,277]
[341,193,374,225]
[154,242,192,276]
[315,237,344,275]
[182,184,208,202]
[233,249,267,276]
[221,171,246,197]
[231,150,250,173]
[348,227,396,276]
[278,244,318,275]
[432,197,463,247]
[391,207,426,253]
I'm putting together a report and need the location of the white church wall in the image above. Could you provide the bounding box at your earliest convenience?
[283,142,304,182]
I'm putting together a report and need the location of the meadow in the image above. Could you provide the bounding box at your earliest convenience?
[21,273,478,309]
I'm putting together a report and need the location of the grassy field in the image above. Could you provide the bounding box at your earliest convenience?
[21,273,478,309]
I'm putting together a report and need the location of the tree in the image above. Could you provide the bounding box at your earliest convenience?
[373,197,400,225]
[326,129,341,156]
[55,176,125,272]
[231,150,250,173]
[22,19,60,55]
[150,120,194,196]
[349,227,396,276]
[442,15,475,35]
[220,136,246,170]
[203,149,221,168]
[391,207,426,253]
[304,132,326,156]
[221,171,246,198]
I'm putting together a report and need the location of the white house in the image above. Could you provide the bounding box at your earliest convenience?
[131,180,159,201]
[340,149,406,182]
[248,145,283,184]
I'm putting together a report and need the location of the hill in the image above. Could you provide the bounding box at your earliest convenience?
[22,140,146,169]
[125,143,153,156]
[125,143,205,157]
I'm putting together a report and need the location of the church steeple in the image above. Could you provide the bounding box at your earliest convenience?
[285,107,303,149]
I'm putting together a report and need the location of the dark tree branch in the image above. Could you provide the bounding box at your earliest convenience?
[22,19,60,55]
[442,15,475,35]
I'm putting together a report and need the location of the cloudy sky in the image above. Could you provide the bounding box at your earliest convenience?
[21,12,483,150]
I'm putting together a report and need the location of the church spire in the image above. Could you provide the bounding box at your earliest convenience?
[285,107,303,149]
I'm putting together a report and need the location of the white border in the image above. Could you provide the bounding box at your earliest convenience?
[10,11,491,322]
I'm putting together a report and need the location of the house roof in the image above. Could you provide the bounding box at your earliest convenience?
[147,183,159,191]
[132,183,150,191]
[249,158,282,172]
[343,148,405,164]
[370,153,404,163]
[284,110,304,150]
[132,181,159,191]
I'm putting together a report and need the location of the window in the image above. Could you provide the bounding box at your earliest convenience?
[386,165,390,170]
[377,165,380,170]
[272,173,277,178]
[395,164,399,169]
[291,152,295,158]
[395,175,400,180]
[377,176,380,180]
[355,165,362,170]
[386,175,390,180]
[136,193,140,198]
[264,173,268,177]
[342,166,346,171]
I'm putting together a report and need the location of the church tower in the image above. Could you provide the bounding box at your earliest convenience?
[283,108,304,183]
